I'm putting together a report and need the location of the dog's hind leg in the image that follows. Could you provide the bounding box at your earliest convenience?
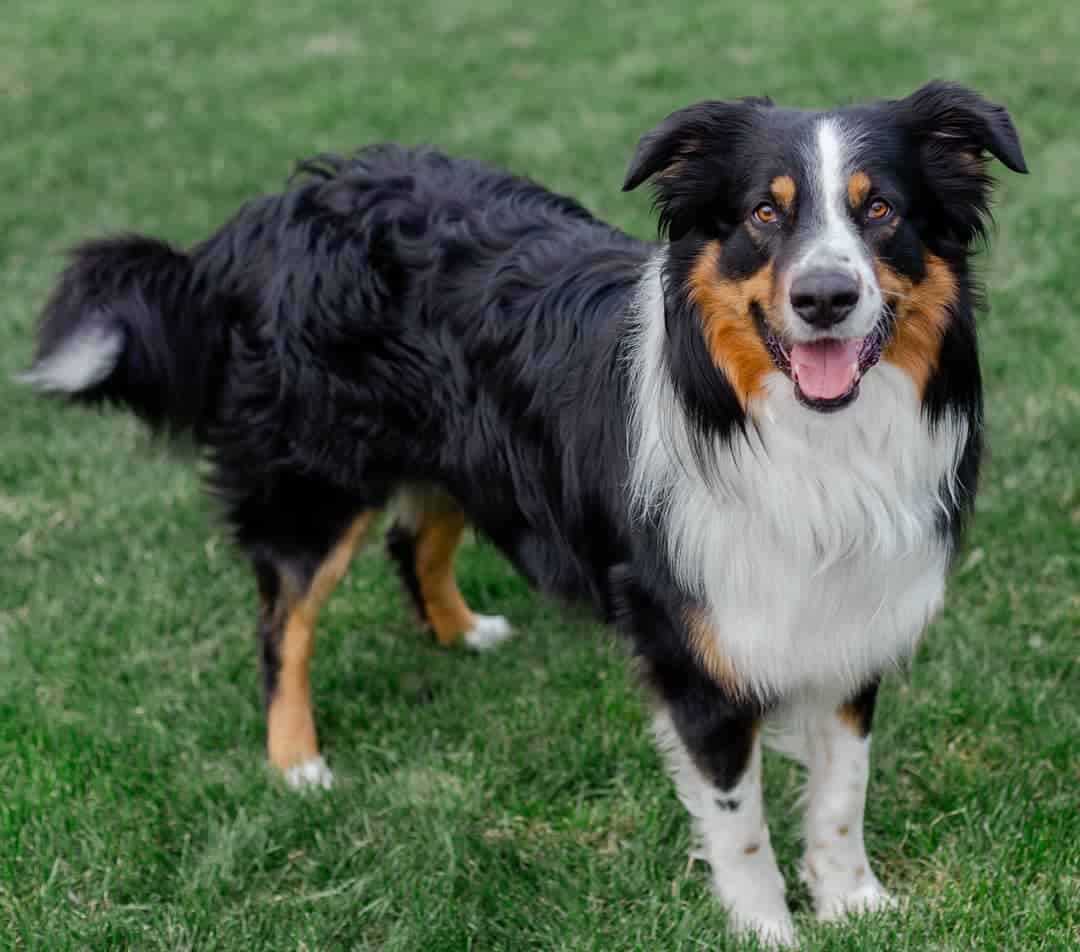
[386,487,513,650]
[250,508,375,790]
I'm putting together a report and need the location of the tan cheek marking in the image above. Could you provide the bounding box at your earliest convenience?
[685,606,746,701]
[848,170,872,207]
[267,513,374,772]
[689,240,777,408]
[878,253,958,397]
[415,507,476,645]
[770,174,796,213]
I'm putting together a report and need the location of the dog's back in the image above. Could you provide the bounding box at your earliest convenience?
[27,145,643,492]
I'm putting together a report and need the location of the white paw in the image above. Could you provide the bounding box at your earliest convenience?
[812,877,897,923]
[716,872,796,947]
[284,755,334,792]
[463,614,514,651]
[729,911,797,948]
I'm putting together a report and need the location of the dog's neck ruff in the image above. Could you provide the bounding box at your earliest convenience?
[625,256,968,698]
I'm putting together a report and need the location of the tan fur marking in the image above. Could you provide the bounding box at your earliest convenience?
[848,170,872,207]
[659,157,689,180]
[744,843,761,856]
[685,606,745,700]
[770,175,796,212]
[416,508,476,645]
[689,241,777,408]
[836,702,867,735]
[878,253,958,397]
[267,513,373,772]
[658,138,703,180]
[838,825,850,836]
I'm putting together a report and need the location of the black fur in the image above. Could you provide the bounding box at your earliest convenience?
[33,148,648,609]
[385,523,427,624]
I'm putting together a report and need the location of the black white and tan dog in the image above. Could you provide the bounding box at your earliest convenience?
[24,81,1025,944]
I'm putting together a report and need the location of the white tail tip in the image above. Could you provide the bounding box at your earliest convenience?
[19,324,123,393]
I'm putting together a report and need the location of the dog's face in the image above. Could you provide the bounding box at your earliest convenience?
[625,81,1026,413]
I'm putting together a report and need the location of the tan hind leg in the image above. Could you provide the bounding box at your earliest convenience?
[255,513,374,789]
[386,487,513,650]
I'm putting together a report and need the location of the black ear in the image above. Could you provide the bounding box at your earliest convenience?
[622,97,771,192]
[897,80,1028,173]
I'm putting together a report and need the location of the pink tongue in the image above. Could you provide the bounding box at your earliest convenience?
[790,338,864,400]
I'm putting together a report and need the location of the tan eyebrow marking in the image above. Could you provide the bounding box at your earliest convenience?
[770,175,796,212]
[848,170,872,207]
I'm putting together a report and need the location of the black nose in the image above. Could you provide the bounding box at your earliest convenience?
[789,270,860,328]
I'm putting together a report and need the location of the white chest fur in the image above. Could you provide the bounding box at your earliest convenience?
[628,266,967,698]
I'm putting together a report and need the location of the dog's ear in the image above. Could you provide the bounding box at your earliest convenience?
[896,80,1027,174]
[623,98,771,239]
[896,81,1027,245]
[622,97,771,192]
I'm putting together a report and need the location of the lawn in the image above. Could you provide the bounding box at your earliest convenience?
[1,1,1077,949]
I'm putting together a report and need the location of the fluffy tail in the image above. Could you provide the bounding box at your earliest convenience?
[22,236,227,438]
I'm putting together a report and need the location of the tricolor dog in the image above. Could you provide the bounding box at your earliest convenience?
[25,81,1026,944]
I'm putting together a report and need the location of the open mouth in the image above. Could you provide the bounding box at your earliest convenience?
[760,322,887,413]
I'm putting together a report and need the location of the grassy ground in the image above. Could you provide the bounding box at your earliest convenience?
[1,1,1077,949]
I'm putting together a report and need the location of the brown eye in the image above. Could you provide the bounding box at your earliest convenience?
[752,202,778,225]
[867,198,893,221]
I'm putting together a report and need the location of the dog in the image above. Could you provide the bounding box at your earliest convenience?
[24,80,1025,945]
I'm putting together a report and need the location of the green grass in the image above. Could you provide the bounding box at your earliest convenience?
[1,1,1078,948]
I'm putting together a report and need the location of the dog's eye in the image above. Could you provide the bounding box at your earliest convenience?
[866,198,893,221]
[752,202,778,225]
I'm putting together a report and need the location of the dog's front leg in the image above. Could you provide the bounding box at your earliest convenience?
[610,567,795,947]
[653,708,794,947]
[799,681,897,921]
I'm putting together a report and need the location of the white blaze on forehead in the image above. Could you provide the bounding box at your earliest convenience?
[783,118,881,340]
[806,118,863,266]
[816,118,850,195]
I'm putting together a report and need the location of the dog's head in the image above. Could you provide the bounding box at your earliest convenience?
[625,81,1026,414]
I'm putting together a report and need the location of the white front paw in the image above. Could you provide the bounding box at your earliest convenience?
[804,862,896,922]
[715,871,796,947]
[463,614,514,650]
[728,910,797,948]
